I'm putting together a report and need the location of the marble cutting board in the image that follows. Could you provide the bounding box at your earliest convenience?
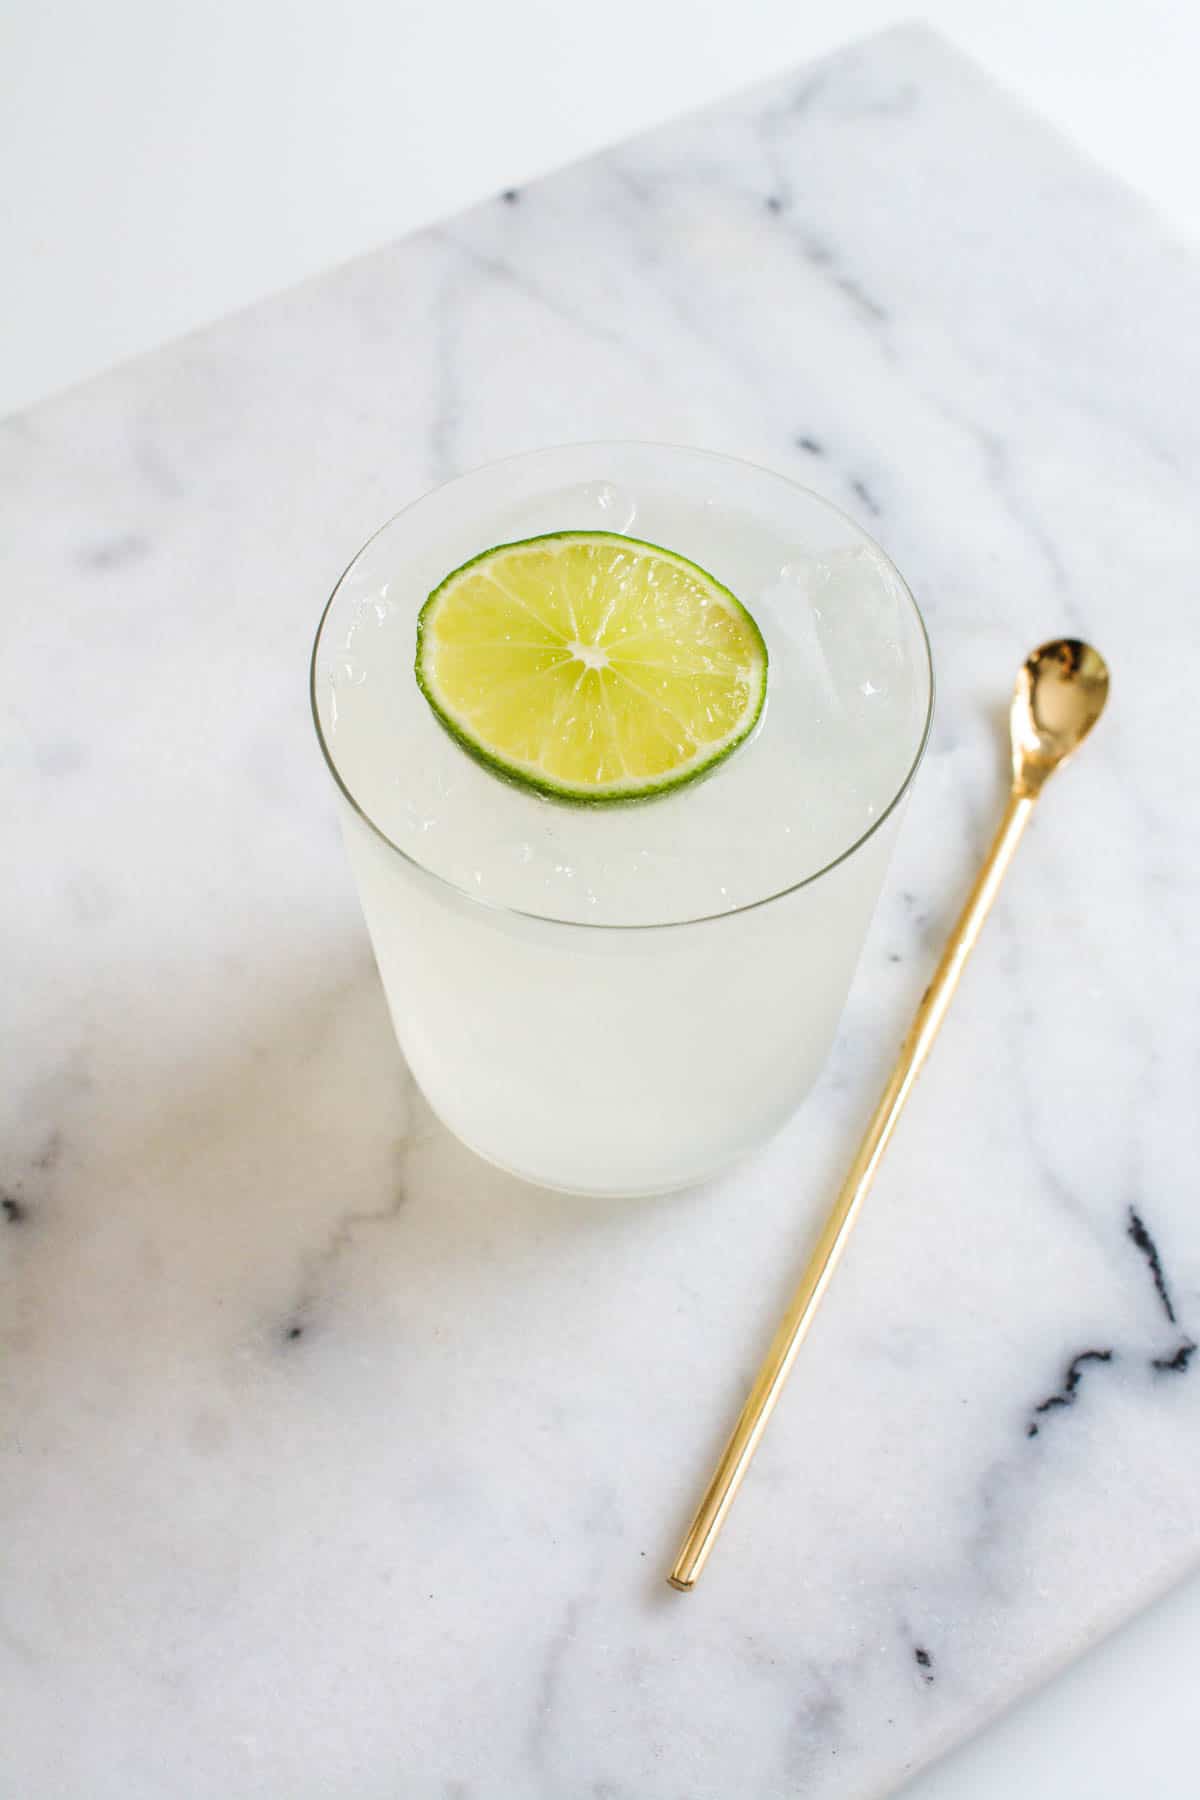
[3,25,1200,1799]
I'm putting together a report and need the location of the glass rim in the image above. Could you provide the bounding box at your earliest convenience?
[310,440,935,933]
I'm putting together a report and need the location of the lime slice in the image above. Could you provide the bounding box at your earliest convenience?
[414,531,767,803]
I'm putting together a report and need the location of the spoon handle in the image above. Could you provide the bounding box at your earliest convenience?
[668,787,1036,1591]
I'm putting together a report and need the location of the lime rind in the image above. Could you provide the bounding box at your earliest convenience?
[414,530,768,805]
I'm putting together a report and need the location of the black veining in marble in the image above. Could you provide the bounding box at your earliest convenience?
[76,533,149,572]
[1027,1212,1196,1432]
[914,1647,934,1683]
[835,273,888,322]
[1026,1350,1113,1437]
[787,223,890,325]
[1127,1207,1195,1376]
[286,1178,408,1335]
[850,476,881,517]
[858,80,920,117]
[786,72,827,115]
[1127,1208,1178,1323]
[3,1133,60,1225]
[134,441,184,498]
[795,434,824,454]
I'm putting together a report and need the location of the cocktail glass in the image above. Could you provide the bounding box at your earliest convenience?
[311,443,932,1196]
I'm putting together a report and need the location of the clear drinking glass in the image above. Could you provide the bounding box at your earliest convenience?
[311,443,932,1196]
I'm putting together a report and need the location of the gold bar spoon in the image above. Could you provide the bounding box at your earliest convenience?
[669,639,1111,1592]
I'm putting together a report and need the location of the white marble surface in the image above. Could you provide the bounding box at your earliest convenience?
[3,26,1200,1798]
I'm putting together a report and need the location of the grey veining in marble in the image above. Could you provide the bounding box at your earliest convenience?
[3,26,1200,1800]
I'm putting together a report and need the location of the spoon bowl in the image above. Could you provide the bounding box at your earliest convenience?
[1011,638,1110,793]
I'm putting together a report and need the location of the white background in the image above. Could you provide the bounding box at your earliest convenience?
[3,3,1198,1793]
[1,0,1197,418]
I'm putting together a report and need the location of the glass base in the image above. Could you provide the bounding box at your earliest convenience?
[413,1074,791,1200]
